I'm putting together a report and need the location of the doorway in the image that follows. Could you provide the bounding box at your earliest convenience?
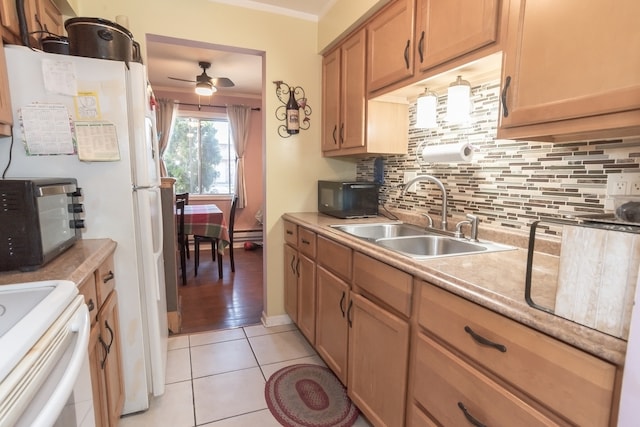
[146,34,265,334]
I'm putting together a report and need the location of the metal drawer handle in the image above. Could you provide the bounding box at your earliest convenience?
[339,291,346,317]
[501,75,511,118]
[286,230,293,235]
[347,299,354,327]
[418,30,425,63]
[103,270,115,283]
[290,255,296,274]
[464,326,507,353]
[332,125,337,144]
[301,238,310,245]
[295,258,300,277]
[105,320,115,353]
[457,402,487,427]
[403,39,410,69]
[99,336,109,369]
[87,298,95,312]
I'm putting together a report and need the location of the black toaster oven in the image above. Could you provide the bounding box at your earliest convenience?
[0,178,84,271]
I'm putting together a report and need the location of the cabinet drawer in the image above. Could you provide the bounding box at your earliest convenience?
[353,252,412,316]
[413,333,562,427]
[96,255,116,306]
[283,220,298,246]
[418,283,616,427]
[316,236,352,281]
[297,227,316,258]
[78,273,98,325]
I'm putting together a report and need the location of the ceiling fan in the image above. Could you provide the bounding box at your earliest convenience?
[168,61,235,95]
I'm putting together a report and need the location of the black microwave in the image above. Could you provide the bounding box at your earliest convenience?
[0,178,84,271]
[318,181,379,219]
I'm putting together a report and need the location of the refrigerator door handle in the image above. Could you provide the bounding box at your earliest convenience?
[133,185,154,191]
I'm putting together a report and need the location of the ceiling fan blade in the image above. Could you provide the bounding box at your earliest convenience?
[211,77,235,88]
[168,76,196,83]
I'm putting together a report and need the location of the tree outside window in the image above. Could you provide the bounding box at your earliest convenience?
[163,116,236,195]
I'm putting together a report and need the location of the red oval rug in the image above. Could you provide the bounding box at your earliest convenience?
[264,364,359,427]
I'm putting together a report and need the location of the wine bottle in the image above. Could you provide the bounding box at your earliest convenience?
[286,89,300,134]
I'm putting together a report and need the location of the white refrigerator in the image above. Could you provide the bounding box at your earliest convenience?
[0,45,168,414]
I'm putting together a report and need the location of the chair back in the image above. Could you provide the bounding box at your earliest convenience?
[176,192,189,204]
[229,195,238,239]
[176,199,185,242]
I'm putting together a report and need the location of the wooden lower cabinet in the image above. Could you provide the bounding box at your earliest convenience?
[79,253,124,427]
[296,253,316,343]
[315,266,349,385]
[413,333,562,426]
[99,290,125,426]
[348,292,410,427]
[283,243,298,323]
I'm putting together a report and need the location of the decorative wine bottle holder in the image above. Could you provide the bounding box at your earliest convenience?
[273,81,312,138]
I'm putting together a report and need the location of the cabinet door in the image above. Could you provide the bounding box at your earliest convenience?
[297,253,316,344]
[315,266,349,384]
[0,0,21,40]
[36,0,62,37]
[367,0,415,93]
[499,0,640,138]
[322,48,341,152]
[415,0,499,72]
[89,323,109,427]
[100,291,125,426]
[284,244,298,323]
[340,28,366,150]
[348,293,410,427]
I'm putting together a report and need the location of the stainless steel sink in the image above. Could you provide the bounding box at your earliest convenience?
[330,222,429,241]
[331,222,516,259]
[376,235,486,257]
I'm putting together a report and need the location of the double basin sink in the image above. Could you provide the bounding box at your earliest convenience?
[331,222,515,260]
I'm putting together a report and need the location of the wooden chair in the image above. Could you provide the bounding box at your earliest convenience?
[194,195,238,279]
[175,192,190,259]
[175,199,187,286]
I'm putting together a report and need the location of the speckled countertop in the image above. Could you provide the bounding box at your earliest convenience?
[283,212,627,366]
[0,239,117,287]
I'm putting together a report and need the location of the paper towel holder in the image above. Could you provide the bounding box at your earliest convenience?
[420,142,477,164]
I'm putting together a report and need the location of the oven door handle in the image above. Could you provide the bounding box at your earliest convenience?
[30,303,90,427]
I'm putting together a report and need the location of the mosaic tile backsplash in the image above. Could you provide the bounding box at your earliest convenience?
[356,79,640,233]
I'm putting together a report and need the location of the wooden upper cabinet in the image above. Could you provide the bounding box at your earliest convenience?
[37,0,62,37]
[414,0,500,73]
[498,0,640,141]
[367,0,415,93]
[1,0,62,46]
[321,29,366,154]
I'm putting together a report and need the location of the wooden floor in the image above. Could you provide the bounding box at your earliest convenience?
[176,246,263,335]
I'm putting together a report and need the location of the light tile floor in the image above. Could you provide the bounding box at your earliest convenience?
[118,324,373,427]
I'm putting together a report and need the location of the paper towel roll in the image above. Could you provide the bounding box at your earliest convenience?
[422,142,474,163]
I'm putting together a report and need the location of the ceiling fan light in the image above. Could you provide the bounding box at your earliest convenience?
[195,81,215,96]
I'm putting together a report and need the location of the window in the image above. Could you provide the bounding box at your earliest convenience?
[164,114,236,195]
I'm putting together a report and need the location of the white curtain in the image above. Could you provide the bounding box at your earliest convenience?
[156,98,177,176]
[227,105,252,209]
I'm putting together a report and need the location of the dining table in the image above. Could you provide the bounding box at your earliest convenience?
[183,204,230,255]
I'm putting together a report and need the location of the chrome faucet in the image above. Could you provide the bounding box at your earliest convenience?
[401,175,448,231]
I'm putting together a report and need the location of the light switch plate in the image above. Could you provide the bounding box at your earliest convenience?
[403,171,418,192]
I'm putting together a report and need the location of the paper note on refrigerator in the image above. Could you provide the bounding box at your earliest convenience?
[75,121,121,162]
[42,58,78,96]
[20,104,75,155]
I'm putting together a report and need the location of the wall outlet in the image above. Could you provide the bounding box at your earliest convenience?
[607,176,628,196]
[403,171,418,192]
[630,177,640,195]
